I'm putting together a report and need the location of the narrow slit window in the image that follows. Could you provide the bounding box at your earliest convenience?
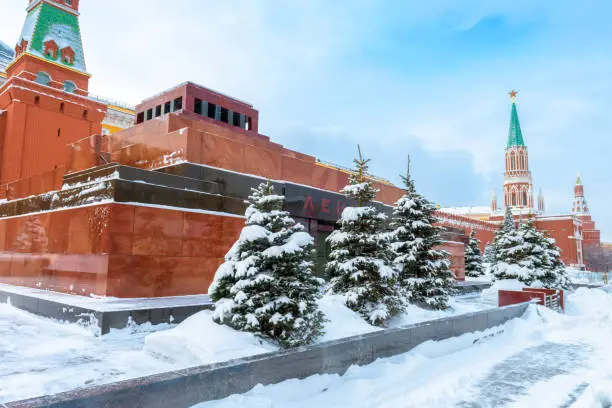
[207,103,216,119]
[173,97,183,111]
[220,107,229,123]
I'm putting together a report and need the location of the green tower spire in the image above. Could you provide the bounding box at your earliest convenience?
[507,90,525,148]
[16,1,87,74]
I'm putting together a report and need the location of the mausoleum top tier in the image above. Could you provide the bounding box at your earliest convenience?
[15,0,86,74]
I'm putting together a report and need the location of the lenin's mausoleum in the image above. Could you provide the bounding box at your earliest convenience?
[0,0,607,299]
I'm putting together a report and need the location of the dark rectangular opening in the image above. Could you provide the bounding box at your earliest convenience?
[173,97,183,111]
[246,116,252,131]
[220,107,229,123]
[136,112,145,124]
[146,109,153,120]
[207,103,216,119]
[155,105,162,117]
[232,112,241,127]
[194,98,202,115]
[164,101,171,114]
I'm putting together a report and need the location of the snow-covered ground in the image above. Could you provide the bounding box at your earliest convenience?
[192,286,612,408]
[0,292,494,403]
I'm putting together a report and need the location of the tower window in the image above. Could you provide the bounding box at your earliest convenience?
[60,102,64,113]
[63,81,77,93]
[523,191,528,206]
[57,128,61,137]
[34,96,40,105]
[512,192,517,206]
[510,154,516,170]
[207,103,217,119]
[35,72,51,86]
[83,110,88,119]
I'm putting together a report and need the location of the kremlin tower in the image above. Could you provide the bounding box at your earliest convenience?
[0,0,106,185]
[502,90,535,213]
[572,173,589,216]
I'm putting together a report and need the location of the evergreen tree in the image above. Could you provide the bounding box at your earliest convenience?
[209,181,325,347]
[326,147,402,326]
[483,243,497,265]
[517,219,571,289]
[491,207,529,281]
[389,173,455,310]
[465,230,485,277]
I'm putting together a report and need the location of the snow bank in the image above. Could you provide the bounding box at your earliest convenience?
[480,279,525,305]
[145,295,382,363]
[316,295,381,341]
[143,310,276,367]
[147,292,499,366]
[565,287,612,318]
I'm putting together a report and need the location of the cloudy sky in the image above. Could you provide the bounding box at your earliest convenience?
[2,1,611,239]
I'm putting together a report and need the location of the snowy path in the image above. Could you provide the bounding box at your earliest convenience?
[193,288,612,408]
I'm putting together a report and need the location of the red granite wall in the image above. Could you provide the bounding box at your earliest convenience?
[0,202,243,298]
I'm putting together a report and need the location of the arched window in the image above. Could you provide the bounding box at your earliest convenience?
[520,154,525,170]
[510,153,516,170]
[523,191,528,207]
[63,81,77,93]
[512,191,517,206]
[35,72,51,86]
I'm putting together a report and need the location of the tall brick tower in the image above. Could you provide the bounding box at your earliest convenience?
[0,0,106,185]
[572,173,589,216]
[503,90,534,212]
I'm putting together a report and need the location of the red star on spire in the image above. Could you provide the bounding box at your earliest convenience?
[509,89,518,102]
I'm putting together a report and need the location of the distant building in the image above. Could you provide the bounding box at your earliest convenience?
[439,92,606,270]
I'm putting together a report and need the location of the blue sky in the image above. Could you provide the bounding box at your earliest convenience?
[2,1,611,239]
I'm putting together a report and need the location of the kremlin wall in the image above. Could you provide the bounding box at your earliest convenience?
[0,0,607,298]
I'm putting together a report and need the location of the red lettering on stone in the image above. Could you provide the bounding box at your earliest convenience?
[303,195,315,217]
[321,198,330,214]
[336,201,346,217]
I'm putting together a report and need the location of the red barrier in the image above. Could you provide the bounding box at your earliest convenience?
[498,288,564,311]
[498,290,545,308]
[523,288,564,310]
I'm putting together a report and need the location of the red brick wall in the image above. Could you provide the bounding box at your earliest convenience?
[0,76,105,186]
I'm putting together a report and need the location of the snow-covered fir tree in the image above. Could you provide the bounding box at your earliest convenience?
[209,181,325,348]
[465,230,485,278]
[389,172,455,310]
[517,219,571,289]
[491,207,528,281]
[483,243,497,265]
[492,210,570,288]
[326,147,402,326]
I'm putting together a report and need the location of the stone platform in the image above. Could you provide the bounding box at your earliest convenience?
[0,283,212,335]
